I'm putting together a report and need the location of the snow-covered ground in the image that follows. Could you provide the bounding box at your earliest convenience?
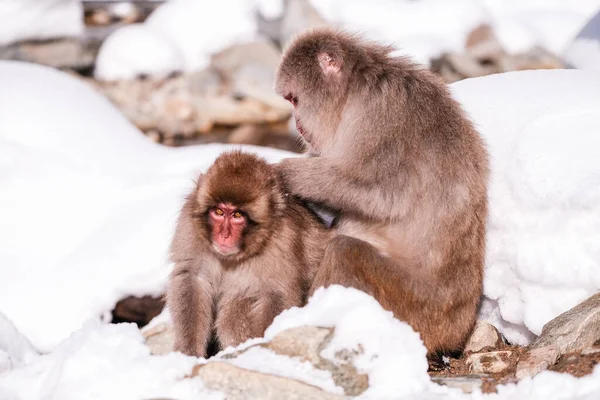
[0,58,599,398]
[94,0,600,80]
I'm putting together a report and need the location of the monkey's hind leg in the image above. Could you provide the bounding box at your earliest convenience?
[308,235,463,354]
[309,235,402,303]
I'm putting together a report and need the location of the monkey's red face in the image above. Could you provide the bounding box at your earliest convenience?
[209,203,247,256]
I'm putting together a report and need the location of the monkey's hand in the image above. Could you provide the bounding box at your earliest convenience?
[277,156,396,219]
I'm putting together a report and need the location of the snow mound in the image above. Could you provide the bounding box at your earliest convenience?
[451,69,600,345]
[94,24,185,81]
[0,61,298,353]
[0,0,83,46]
[0,322,219,400]
[266,286,431,399]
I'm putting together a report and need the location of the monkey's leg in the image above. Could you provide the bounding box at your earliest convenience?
[216,295,286,349]
[309,235,474,354]
[167,270,213,358]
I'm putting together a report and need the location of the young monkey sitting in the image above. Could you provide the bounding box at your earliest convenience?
[166,151,331,358]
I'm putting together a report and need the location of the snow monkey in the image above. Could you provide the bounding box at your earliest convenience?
[166,151,331,358]
[274,27,490,355]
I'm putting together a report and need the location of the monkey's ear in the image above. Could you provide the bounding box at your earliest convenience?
[317,52,341,76]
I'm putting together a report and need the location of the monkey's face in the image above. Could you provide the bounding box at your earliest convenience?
[207,203,248,257]
[275,29,352,155]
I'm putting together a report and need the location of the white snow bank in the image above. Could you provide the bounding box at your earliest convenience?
[0,60,298,353]
[451,69,600,345]
[0,0,83,46]
[0,322,220,400]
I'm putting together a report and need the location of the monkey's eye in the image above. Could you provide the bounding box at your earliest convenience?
[284,93,298,107]
[214,208,224,216]
[232,211,243,219]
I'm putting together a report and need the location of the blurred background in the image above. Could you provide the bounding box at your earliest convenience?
[1,0,600,156]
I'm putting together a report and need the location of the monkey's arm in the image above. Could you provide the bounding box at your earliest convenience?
[277,157,401,219]
[166,264,213,358]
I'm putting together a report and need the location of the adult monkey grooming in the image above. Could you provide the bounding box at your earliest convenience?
[275,27,490,355]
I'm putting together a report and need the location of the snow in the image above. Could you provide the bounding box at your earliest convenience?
[564,11,600,70]
[450,69,600,345]
[0,60,298,353]
[0,0,83,46]
[94,23,185,81]
[0,313,38,373]
[0,322,221,400]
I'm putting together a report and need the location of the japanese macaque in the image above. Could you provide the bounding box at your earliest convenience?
[166,151,331,358]
[274,27,490,355]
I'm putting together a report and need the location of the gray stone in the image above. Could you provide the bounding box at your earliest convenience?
[190,362,345,400]
[0,38,97,70]
[280,0,329,46]
[516,293,600,378]
[466,350,512,374]
[464,320,504,353]
[142,322,175,356]
[431,375,485,394]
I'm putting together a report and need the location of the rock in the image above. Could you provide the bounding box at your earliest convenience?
[516,345,560,379]
[464,320,505,353]
[431,375,485,394]
[0,38,97,71]
[280,0,329,46]
[142,322,175,356]
[466,350,512,374]
[263,326,368,396]
[190,361,345,400]
[465,24,495,49]
[465,24,505,61]
[111,295,165,327]
[499,46,564,72]
[516,293,600,378]
[221,326,368,396]
[581,346,600,356]
[211,41,290,112]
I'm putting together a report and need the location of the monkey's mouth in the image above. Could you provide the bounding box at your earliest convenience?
[213,243,240,257]
[294,116,310,142]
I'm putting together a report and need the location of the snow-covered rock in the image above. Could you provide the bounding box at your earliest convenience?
[0,0,83,46]
[95,0,264,80]
[451,69,600,345]
[94,23,185,81]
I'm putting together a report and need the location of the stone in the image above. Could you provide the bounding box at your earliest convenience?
[222,326,368,397]
[111,295,165,327]
[280,0,329,46]
[466,350,512,374]
[516,292,600,379]
[142,322,175,356]
[431,375,485,394]
[0,38,97,70]
[464,320,505,353]
[516,345,560,380]
[190,362,345,400]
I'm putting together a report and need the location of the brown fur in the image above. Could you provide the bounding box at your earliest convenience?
[166,151,331,358]
[274,27,490,355]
